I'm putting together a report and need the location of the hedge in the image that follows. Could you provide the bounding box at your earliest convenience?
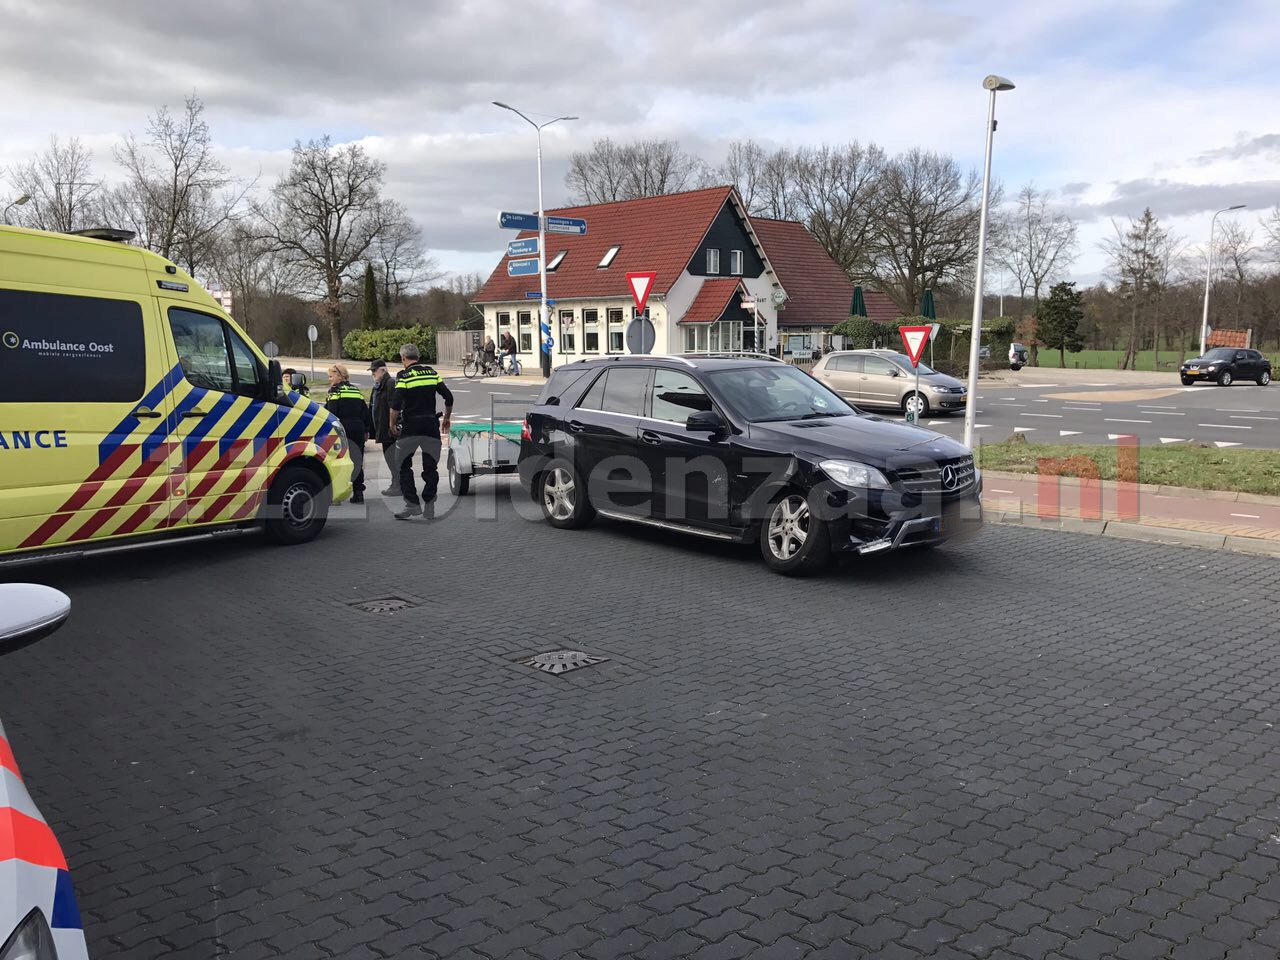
[341,325,436,363]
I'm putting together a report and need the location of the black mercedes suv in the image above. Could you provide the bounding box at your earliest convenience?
[517,355,983,575]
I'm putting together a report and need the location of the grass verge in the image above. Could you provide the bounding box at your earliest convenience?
[976,440,1280,496]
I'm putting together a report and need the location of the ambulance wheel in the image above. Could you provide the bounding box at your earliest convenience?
[264,465,330,544]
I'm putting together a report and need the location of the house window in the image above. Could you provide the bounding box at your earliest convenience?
[706,249,720,274]
[497,311,511,331]
[559,309,576,353]
[517,311,532,353]
[709,321,743,352]
[547,251,567,271]
[598,245,621,268]
[684,325,708,352]
[583,309,599,353]
[730,250,743,275]
[607,307,625,353]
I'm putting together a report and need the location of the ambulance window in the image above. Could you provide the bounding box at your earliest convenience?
[0,288,145,403]
[226,328,263,399]
[168,308,235,394]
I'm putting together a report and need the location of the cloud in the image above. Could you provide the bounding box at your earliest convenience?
[1064,178,1280,221]
[1196,134,1280,165]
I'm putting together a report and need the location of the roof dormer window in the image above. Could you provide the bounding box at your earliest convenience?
[598,245,621,268]
[547,250,567,271]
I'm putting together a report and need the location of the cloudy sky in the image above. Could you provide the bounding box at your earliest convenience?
[1,0,1277,288]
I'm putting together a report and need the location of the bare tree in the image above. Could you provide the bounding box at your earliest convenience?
[1215,220,1256,327]
[1102,208,1172,370]
[565,138,707,203]
[869,149,986,315]
[371,200,442,319]
[107,94,250,275]
[1262,205,1280,260]
[209,220,302,340]
[791,142,885,278]
[257,137,391,356]
[717,140,767,211]
[754,148,801,220]
[5,136,101,232]
[991,185,1079,364]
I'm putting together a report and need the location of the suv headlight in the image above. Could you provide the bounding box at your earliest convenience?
[331,420,349,458]
[820,459,892,490]
[0,910,58,960]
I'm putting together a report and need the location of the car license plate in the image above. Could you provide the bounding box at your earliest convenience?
[1187,368,1199,373]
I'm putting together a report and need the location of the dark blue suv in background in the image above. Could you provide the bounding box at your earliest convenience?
[517,355,983,575]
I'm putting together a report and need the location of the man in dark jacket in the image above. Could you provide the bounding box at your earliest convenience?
[389,343,453,520]
[324,363,375,504]
[368,359,400,497]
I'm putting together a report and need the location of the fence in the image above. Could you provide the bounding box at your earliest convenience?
[436,330,475,367]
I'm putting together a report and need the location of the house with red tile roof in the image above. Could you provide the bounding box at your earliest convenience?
[471,185,900,367]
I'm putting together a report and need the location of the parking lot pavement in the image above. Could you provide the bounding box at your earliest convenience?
[4,504,1280,959]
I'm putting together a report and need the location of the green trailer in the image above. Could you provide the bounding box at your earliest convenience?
[446,421,523,496]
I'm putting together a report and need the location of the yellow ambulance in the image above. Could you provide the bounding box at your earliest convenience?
[0,225,353,564]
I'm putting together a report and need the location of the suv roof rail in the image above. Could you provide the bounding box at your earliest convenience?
[571,354,698,368]
[676,351,784,363]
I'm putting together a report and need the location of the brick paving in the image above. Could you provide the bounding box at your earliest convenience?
[2,490,1280,959]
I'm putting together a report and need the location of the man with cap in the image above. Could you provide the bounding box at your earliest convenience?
[368,358,400,497]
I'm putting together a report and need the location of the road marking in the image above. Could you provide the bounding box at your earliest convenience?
[1021,383,1054,388]
[990,489,1015,494]
[1141,404,1180,409]
[1060,430,1082,436]
[1218,408,1261,412]
[926,420,951,425]
[1013,426,1036,433]
[991,403,1027,407]
[1159,438,1187,444]
[1230,415,1278,420]
[999,396,1019,400]
[1033,398,1050,403]
[1085,382,1114,386]
[1104,418,1152,424]
[974,423,992,429]
[1215,441,1242,447]
[1062,404,1101,409]
[1022,413,1064,418]
[1107,433,1137,440]
[1231,513,1262,519]
[1139,411,1186,416]
[1199,423,1252,429]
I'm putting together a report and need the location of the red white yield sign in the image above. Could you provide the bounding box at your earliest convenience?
[626,272,657,314]
[899,325,931,367]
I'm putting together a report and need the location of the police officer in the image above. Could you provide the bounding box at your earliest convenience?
[368,359,400,498]
[389,343,453,520]
[324,363,374,504]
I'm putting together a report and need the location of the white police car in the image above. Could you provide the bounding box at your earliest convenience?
[1,585,89,960]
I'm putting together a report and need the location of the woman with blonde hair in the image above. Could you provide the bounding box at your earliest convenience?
[325,363,374,504]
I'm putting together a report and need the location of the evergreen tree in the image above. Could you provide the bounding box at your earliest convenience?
[1036,280,1086,367]
[361,262,379,329]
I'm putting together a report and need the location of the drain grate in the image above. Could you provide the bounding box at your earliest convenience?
[349,596,418,614]
[521,650,608,675]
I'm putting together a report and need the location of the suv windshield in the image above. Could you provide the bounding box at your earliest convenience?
[704,365,857,422]
[1201,348,1236,361]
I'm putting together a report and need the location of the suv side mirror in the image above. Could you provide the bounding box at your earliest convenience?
[686,410,727,435]
[0,584,71,657]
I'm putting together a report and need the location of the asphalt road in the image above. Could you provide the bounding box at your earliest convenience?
[4,496,1280,958]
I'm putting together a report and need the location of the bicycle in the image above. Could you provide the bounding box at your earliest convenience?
[463,351,502,379]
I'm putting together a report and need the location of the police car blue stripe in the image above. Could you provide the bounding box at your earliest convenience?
[98,363,184,463]
[51,869,83,930]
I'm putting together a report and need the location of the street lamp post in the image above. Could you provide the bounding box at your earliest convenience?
[2,193,30,225]
[493,102,577,378]
[1199,204,1246,356]
[963,75,1015,452]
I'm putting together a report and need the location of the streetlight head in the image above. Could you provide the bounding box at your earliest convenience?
[492,101,512,110]
[13,193,30,206]
[983,75,1015,92]
[1228,204,1246,211]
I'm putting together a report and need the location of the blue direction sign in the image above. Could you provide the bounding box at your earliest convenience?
[542,337,554,354]
[499,211,540,231]
[507,256,540,278]
[545,215,587,236]
[507,237,539,258]
[525,291,542,299]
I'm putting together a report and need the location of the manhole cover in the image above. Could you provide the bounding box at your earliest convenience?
[521,650,608,675]
[349,597,418,614]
